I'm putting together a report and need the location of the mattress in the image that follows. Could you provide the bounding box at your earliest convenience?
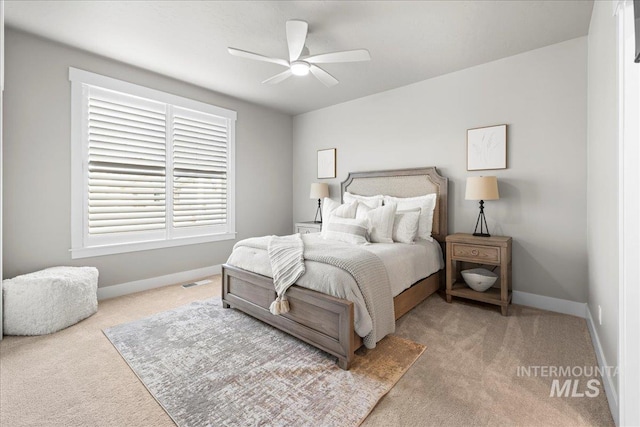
[361,238,444,297]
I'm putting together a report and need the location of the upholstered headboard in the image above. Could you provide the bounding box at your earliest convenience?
[341,167,448,243]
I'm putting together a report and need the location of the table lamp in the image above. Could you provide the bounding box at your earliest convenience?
[465,176,499,237]
[309,183,329,223]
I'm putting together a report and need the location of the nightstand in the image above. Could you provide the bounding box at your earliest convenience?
[294,221,322,234]
[445,233,512,315]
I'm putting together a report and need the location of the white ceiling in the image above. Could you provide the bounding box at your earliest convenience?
[5,0,594,115]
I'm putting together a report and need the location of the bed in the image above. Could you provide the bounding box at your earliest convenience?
[222,167,448,369]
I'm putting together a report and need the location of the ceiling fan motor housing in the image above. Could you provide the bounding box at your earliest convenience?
[290,61,310,76]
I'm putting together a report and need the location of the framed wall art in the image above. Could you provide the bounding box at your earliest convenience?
[467,124,507,171]
[317,148,336,179]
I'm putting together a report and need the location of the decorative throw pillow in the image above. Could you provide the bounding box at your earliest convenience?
[384,193,437,242]
[392,208,421,244]
[320,216,369,245]
[343,192,384,210]
[322,198,357,219]
[355,202,397,243]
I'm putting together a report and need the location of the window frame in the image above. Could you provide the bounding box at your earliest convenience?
[69,68,236,259]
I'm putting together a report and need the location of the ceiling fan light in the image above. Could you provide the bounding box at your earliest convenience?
[290,61,310,76]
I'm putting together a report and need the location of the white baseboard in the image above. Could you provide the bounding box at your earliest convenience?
[586,306,619,426]
[97,264,222,301]
[512,290,587,318]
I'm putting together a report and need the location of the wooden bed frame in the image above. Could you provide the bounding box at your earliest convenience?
[222,167,448,369]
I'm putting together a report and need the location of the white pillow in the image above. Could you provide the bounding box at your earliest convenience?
[355,203,397,243]
[320,216,369,245]
[322,198,357,219]
[343,192,383,210]
[384,194,437,242]
[392,209,421,244]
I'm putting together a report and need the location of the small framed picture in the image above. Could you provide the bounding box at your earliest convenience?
[467,124,507,171]
[317,148,336,179]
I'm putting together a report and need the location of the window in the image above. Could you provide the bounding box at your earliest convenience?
[69,68,236,258]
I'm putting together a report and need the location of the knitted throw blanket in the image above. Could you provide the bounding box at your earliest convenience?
[233,235,395,349]
[267,234,305,315]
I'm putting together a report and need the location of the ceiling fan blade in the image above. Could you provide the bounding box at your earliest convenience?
[262,69,294,84]
[310,65,338,87]
[305,49,371,64]
[286,20,308,62]
[227,47,289,67]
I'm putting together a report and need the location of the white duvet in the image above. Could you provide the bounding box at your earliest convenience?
[225,233,444,338]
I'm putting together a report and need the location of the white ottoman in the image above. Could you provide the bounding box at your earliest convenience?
[3,266,99,335]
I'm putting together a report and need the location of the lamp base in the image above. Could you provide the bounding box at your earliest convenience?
[472,200,492,237]
[473,232,491,237]
[313,199,323,223]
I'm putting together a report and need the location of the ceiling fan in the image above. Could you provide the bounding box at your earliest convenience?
[228,20,371,87]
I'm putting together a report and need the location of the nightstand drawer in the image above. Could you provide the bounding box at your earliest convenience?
[297,226,319,234]
[451,243,500,263]
[294,221,321,234]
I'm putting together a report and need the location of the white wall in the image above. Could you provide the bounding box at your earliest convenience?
[0,0,4,337]
[293,37,588,302]
[586,0,619,395]
[2,28,293,287]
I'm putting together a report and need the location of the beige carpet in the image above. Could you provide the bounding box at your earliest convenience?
[365,298,615,426]
[0,277,614,426]
[103,298,424,426]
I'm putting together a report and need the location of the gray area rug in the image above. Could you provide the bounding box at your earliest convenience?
[103,299,425,427]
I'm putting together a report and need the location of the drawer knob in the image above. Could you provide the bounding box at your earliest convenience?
[471,249,479,256]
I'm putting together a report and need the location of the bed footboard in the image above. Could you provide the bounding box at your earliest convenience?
[222,264,357,369]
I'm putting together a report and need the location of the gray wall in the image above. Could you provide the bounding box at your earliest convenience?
[2,28,293,287]
[587,0,619,392]
[293,37,588,302]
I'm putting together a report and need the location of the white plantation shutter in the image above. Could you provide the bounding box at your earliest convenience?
[70,68,236,258]
[172,107,229,233]
[87,87,167,237]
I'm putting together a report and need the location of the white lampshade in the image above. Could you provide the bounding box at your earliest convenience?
[465,176,499,201]
[309,183,329,199]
